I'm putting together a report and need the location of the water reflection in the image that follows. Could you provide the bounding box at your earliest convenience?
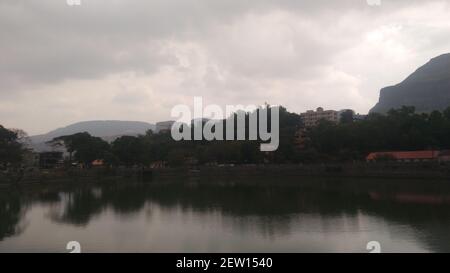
[1,177,450,252]
[0,191,27,241]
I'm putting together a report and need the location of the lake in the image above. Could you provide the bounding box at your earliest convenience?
[1,176,450,253]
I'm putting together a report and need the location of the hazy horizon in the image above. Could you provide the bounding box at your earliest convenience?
[2,0,450,135]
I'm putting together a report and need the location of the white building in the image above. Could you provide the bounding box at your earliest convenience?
[300,107,339,127]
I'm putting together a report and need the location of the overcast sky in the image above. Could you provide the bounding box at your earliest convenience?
[1,0,450,135]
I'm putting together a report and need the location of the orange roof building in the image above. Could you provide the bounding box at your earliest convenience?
[92,159,105,166]
[366,150,440,162]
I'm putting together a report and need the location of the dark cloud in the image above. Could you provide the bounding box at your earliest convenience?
[0,0,449,134]
[0,0,430,89]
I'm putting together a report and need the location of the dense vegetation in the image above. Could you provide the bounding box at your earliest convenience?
[48,106,303,167]
[46,106,450,167]
[51,133,112,166]
[0,126,26,169]
[307,106,450,161]
[3,105,450,169]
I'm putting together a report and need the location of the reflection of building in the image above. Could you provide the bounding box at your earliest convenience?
[300,107,338,127]
[366,150,450,163]
[39,152,63,169]
[439,150,450,162]
[369,191,450,205]
[156,121,175,133]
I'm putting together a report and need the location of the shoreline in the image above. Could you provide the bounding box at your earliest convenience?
[1,163,450,188]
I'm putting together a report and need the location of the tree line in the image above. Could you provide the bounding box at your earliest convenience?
[2,105,450,169]
[48,106,302,167]
[306,106,450,162]
[0,125,27,169]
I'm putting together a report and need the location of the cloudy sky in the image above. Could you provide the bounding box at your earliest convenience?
[1,0,450,135]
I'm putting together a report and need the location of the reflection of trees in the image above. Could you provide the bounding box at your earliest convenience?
[0,191,27,241]
[102,185,148,215]
[41,180,371,237]
[145,183,362,217]
[48,184,149,226]
[362,197,450,252]
[37,191,61,204]
[27,178,450,252]
[49,188,105,226]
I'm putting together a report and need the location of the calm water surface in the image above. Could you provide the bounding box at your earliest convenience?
[1,177,450,253]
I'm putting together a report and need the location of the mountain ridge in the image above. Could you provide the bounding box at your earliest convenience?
[370,53,450,114]
[29,120,155,152]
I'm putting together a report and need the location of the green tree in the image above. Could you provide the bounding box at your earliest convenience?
[305,106,450,162]
[50,132,110,167]
[0,125,25,168]
[111,136,144,166]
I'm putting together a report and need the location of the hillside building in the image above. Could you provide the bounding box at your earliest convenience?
[300,107,339,128]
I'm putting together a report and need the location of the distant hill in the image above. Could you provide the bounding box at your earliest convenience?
[370,53,450,114]
[30,120,155,152]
